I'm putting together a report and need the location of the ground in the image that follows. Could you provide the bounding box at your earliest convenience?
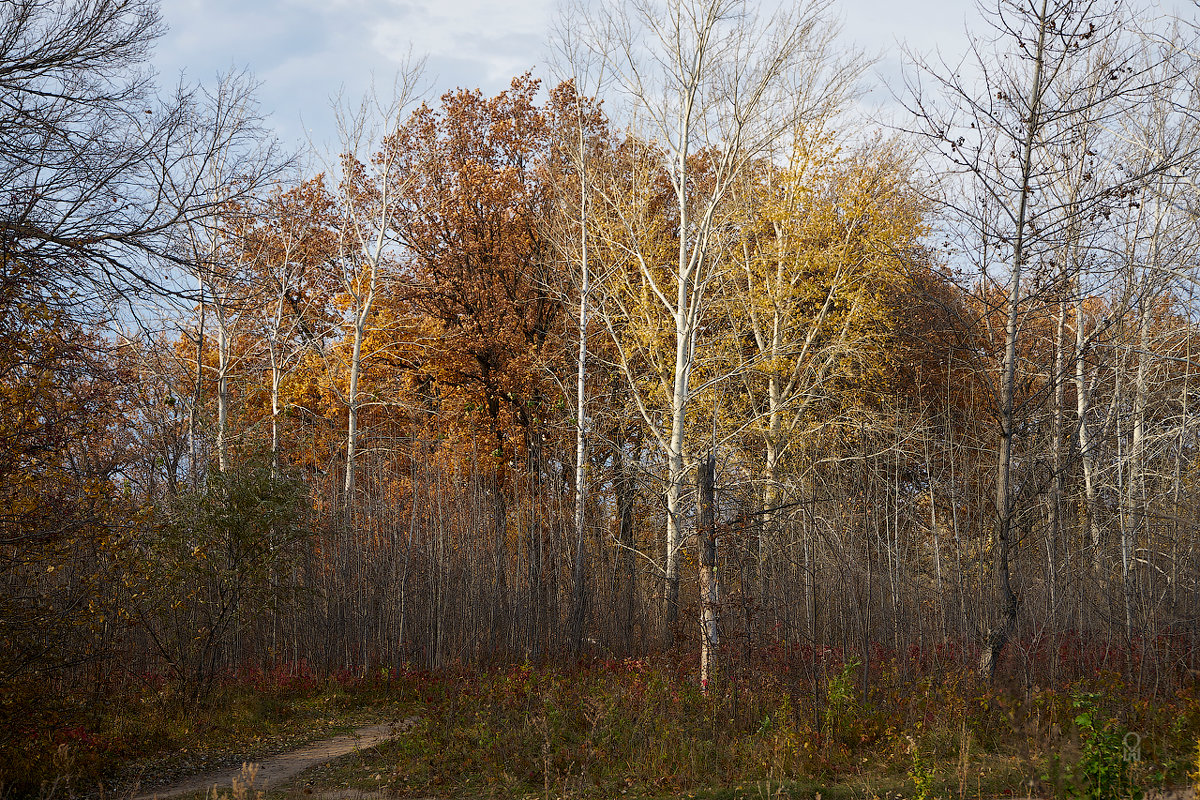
[130,719,419,799]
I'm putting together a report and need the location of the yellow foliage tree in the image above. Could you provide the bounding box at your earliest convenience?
[719,133,932,597]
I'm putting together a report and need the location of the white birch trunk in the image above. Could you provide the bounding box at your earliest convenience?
[1074,294,1103,569]
[190,271,206,488]
[697,452,718,689]
[216,302,230,474]
[269,327,282,477]
[569,115,590,652]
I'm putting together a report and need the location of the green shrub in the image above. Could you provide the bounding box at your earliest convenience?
[1063,691,1143,800]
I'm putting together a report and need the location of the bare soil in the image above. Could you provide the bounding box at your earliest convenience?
[130,717,419,799]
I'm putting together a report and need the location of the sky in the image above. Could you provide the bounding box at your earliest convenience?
[152,0,1196,161]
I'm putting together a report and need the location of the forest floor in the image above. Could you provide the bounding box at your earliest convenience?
[128,718,420,799]
[122,731,1200,800]
[14,661,1200,800]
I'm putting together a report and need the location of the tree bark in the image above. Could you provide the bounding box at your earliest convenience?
[568,112,591,656]
[982,0,1050,681]
[697,451,719,689]
[615,440,638,651]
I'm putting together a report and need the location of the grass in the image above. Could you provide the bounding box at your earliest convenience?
[271,738,1031,800]
[8,653,1200,800]
[259,658,1197,800]
[0,665,403,797]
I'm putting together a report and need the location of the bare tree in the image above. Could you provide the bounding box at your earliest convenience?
[0,1,285,308]
[156,71,293,479]
[237,179,337,477]
[0,0,293,488]
[548,11,614,656]
[904,0,1187,679]
[579,0,857,682]
[1107,45,1200,637]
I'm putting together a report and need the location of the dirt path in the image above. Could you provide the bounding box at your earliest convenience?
[131,717,419,799]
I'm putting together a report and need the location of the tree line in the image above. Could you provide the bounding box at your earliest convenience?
[4,0,1200,710]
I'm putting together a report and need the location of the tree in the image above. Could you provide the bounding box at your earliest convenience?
[232,178,338,476]
[720,135,932,635]
[172,73,289,477]
[0,1,281,308]
[1102,52,1200,637]
[542,66,613,653]
[327,62,424,503]
[0,0,291,697]
[0,307,135,686]
[125,458,311,700]
[905,0,1187,678]
[380,76,566,652]
[0,0,289,496]
[385,75,561,465]
[578,0,859,681]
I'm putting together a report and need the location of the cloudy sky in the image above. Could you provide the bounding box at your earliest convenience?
[152,0,1194,159]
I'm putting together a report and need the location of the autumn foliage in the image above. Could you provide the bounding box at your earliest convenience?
[6,0,1200,793]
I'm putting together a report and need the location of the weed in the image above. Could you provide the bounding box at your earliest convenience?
[207,763,262,800]
[906,735,935,800]
[12,650,1200,800]
[824,658,860,748]
[1190,737,1200,795]
[956,717,972,800]
[1061,691,1143,800]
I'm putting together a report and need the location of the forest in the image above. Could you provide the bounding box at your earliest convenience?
[5,0,1200,796]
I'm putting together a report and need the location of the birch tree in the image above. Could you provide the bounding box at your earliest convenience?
[1108,53,1200,637]
[580,0,857,684]
[543,84,611,654]
[165,72,288,479]
[548,11,618,653]
[328,62,424,504]
[234,179,337,476]
[723,136,925,613]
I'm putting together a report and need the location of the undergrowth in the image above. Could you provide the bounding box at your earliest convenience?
[4,648,1200,800]
[0,663,396,796]
[302,653,1200,800]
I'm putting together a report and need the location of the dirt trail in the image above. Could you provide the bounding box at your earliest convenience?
[131,717,419,799]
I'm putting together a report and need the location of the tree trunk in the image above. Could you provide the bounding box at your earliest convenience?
[983,0,1050,680]
[344,311,366,502]
[615,441,637,652]
[270,349,281,478]
[269,296,286,478]
[1074,293,1103,573]
[190,273,206,488]
[663,177,694,647]
[697,452,719,689]
[568,125,590,656]
[760,364,783,620]
[1125,299,1150,640]
[216,303,230,474]
[1048,296,1068,625]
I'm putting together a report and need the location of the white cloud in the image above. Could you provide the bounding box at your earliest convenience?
[152,0,1200,159]
[155,0,554,155]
